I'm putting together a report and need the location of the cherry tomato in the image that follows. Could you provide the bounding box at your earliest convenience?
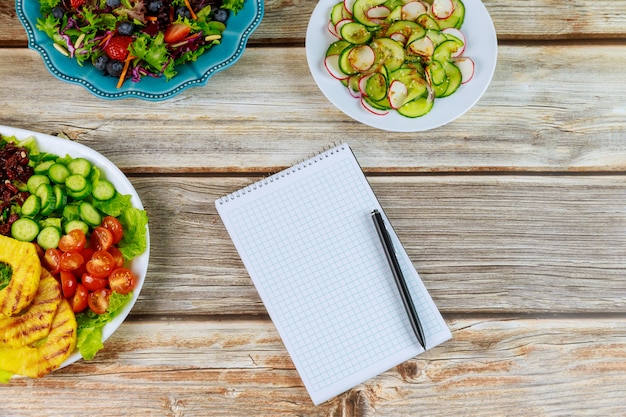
[43,248,62,275]
[81,272,109,292]
[69,284,89,313]
[109,268,136,295]
[59,251,84,272]
[86,250,115,278]
[81,247,96,262]
[58,229,87,252]
[108,246,125,269]
[90,226,114,251]
[102,216,124,244]
[60,270,77,298]
[88,288,111,314]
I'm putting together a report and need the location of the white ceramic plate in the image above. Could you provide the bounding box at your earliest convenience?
[305,0,498,132]
[0,125,149,370]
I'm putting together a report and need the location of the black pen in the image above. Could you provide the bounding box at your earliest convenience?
[371,209,426,350]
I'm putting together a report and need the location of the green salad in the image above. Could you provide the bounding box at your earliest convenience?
[36,0,245,87]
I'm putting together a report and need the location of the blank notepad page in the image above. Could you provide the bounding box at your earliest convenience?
[215,144,451,405]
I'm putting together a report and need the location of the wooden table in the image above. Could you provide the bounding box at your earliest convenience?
[2,0,626,415]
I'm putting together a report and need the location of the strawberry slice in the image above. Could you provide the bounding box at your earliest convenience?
[70,0,86,7]
[164,24,191,44]
[103,36,133,61]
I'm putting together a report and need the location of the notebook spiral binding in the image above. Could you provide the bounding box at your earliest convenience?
[217,143,346,205]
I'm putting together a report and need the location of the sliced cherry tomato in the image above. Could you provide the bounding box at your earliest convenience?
[86,250,115,278]
[88,288,111,314]
[164,23,191,43]
[81,272,109,292]
[90,226,114,251]
[70,283,89,313]
[81,247,96,262]
[43,248,62,275]
[33,243,45,259]
[102,216,124,244]
[58,229,87,252]
[108,246,125,269]
[59,251,84,272]
[60,270,77,298]
[109,268,136,295]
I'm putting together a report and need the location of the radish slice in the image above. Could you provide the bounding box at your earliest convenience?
[358,74,373,96]
[348,45,376,72]
[454,57,475,83]
[361,96,389,115]
[328,21,339,38]
[367,5,391,20]
[431,0,454,19]
[389,32,407,44]
[334,19,352,37]
[344,0,355,14]
[442,28,465,57]
[407,35,434,57]
[388,80,409,109]
[348,84,361,98]
[324,55,349,80]
[401,1,428,20]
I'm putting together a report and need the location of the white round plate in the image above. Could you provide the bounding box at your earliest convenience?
[305,0,498,132]
[0,125,149,369]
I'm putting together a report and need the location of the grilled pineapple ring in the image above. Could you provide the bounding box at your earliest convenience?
[0,269,63,347]
[0,235,41,317]
[0,299,77,378]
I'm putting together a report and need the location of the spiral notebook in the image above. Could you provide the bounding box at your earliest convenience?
[215,143,451,405]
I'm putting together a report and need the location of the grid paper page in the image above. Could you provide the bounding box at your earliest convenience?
[216,144,451,405]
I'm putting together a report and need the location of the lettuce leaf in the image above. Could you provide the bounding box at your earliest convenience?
[91,192,133,217]
[0,263,11,291]
[76,292,133,360]
[117,206,149,260]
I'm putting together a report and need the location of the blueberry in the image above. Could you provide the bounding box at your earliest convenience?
[106,0,121,7]
[93,55,109,72]
[175,6,191,19]
[51,6,65,19]
[213,8,229,23]
[117,21,134,35]
[106,60,124,77]
[147,0,163,13]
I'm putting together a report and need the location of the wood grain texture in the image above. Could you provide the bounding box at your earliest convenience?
[3,0,626,46]
[1,43,626,173]
[3,318,626,416]
[119,175,626,316]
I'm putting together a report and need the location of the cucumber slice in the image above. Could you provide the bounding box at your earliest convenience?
[435,0,465,29]
[326,40,351,57]
[440,60,462,97]
[48,163,71,184]
[371,38,405,71]
[35,183,57,216]
[37,226,61,250]
[67,157,93,177]
[33,160,55,175]
[78,201,102,227]
[330,1,351,25]
[352,0,386,27]
[364,72,388,101]
[340,22,372,44]
[53,185,67,212]
[11,218,40,242]
[92,179,116,201]
[21,195,41,218]
[26,174,50,195]
[64,219,89,235]
[398,95,434,118]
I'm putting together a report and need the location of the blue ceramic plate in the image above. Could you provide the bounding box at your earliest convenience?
[16,0,264,101]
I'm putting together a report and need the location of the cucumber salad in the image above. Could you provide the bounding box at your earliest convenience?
[324,0,475,118]
[0,133,148,364]
[36,0,245,87]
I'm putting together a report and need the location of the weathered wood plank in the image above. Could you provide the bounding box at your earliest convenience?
[4,0,626,46]
[1,44,626,172]
[122,175,626,316]
[3,318,626,416]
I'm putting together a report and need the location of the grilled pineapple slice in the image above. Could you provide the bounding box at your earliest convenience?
[0,299,77,378]
[0,269,62,347]
[0,235,41,317]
